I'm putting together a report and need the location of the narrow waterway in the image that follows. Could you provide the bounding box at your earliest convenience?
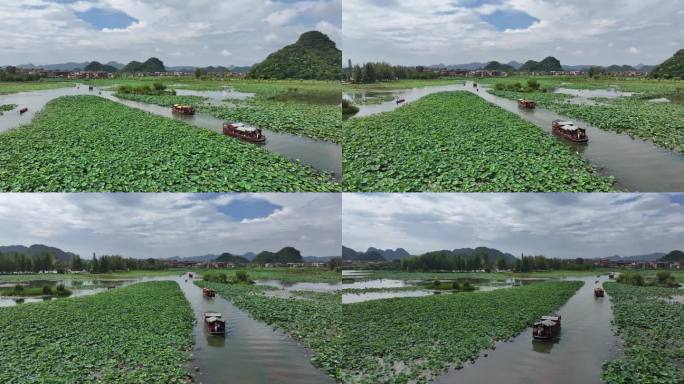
[0,274,334,383]
[345,82,684,192]
[432,275,621,384]
[0,86,341,180]
[175,275,334,384]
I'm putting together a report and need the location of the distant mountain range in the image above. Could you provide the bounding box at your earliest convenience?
[342,246,410,261]
[167,250,333,263]
[428,59,654,72]
[15,61,251,73]
[0,244,78,263]
[602,252,666,262]
[343,246,517,264]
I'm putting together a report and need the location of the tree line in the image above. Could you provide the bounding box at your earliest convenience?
[0,67,42,82]
[0,252,167,274]
[398,251,595,273]
[344,62,439,83]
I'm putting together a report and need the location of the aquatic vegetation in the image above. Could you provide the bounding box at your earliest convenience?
[203,100,341,143]
[114,92,207,108]
[603,283,683,384]
[0,281,194,383]
[344,91,614,192]
[116,91,342,143]
[196,280,342,378]
[489,89,684,153]
[340,281,582,383]
[0,96,338,192]
[0,103,17,115]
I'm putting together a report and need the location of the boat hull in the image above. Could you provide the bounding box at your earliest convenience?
[552,126,588,143]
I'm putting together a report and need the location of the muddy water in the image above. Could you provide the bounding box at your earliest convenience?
[433,275,621,384]
[342,290,434,303]
[347,82,684,192]
[175,275,334,384]
[0,86,341,180]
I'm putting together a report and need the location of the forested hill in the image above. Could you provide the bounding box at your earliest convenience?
[248,31,341,80]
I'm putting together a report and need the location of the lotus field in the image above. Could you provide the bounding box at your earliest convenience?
[602,283,684,384]
[340,281,583,383]
[0,96,338,192]
[343,91,614,192]
[195,280,343,378]
[489,89,684,153]
[115,81,342,143]
[0,281,194,383]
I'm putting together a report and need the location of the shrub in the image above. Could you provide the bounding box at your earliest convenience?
[14,284,24,292]
[451,281,461,290]
[527,79,541,90]
[203,272,228,284]
[617,272,644,286]
[42,286,53,295]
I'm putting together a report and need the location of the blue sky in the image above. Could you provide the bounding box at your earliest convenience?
[0,0,341,66]
[0,193,341,258]
[75,8,138,30]
[343,0,683,66]
[343,193,684,259]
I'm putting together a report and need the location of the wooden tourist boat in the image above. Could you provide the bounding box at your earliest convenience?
[203,312,226,336]
[88,85,93,91]
[202,287,216,298]
[188,273,193,278]
[171,104,195,115]
[552,120,588,143]
[222,122,266,143]
[532,314,561,340]
[19,107,28,114]
[594,287,605,297]
[518,98,536,109]
[608,272,615,279]
[396,98,406,104]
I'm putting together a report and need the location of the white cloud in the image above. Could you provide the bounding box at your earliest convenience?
[0,0,341,66]
[626,46,641,54]
[0,193,341,258]
[343,0,682,65]
[220,49,232,57]
[342,193,684,259]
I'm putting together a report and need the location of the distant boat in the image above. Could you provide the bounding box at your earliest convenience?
[202,287,216,298]
[396,98,406,104]
[19,107,28,114]
[594,287,605,297]
[518,98,536,109]
[172,104,195,115]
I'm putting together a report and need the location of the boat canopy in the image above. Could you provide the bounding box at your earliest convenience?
[540,320,557,326]
[560,124,578,131]
[205,312,222,318]
[557,121,574,126]
[541,315,560,321]
[206,316,222,323]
